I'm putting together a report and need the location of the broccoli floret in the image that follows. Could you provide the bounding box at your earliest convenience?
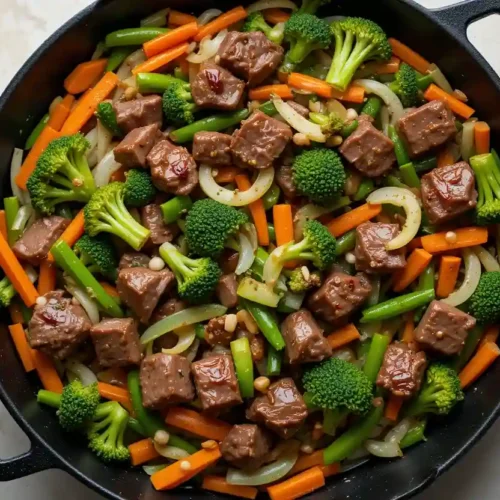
[96,102,122,137]
[162,78,198,126]
[388,63,419,108]
[292,148,346,205]
[297,0,332,15]
[185,199,249,258]
[281,13,332,74]
[159,242,221,304]
[27,134,96,215]
[288,267,322,293]
[309,111,346,135]
[74,233,118,281]
[84,182,150,251]
[469,271,500,325]
[123,169,157,208]
[326,17,392,91]
[0,275,16,308]
[405,363,464,417]
[470,153,500,225]
[242,12,284,44]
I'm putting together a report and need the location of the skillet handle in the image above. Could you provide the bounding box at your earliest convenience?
[0,441,56,481]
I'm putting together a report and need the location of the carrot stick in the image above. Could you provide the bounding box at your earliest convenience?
[64,59,108,95]
[215,166,242,184]
[9,324,35,372]
[330,85,365,103]
[151,446,221,490]
[99,282,120,299]
[436,255,461,298]
[132,43,189,75]
[289,450,324,476]
[9,302,24,325]
[97,382,133,412]
[385,395,404,421]
[479,325,500,349]
[195,7,247,42]
[62,72,119,135]
[287,73,333,99]
[267,466,325,500]
[437,146,456,168]
[401,314,415,343]
[31,350,64,393]
[38,260,56,295]
[47,209,85,262]
[263,9,291,24]
[327,203,382,237]
[393,248,433,292]
[273,204,295,267]
[202,476,258,500]
[321,463,341,478]
[359,57,401,76]
[388,38,431,74]
[128,438,161,466]
[474,121,490,155]
[407,236,422,251]
[47,102,71,132]
[459,342,500,389]
[327,324,361,350]
[61,94,76,109]
[423,84,475,120]
[249,84,294,101]
[144,22,199,59]
[0,210,7,241]
[110,165,127,183]
[235,174,269,246]
[168,10,197,26]
[421,227,488,253]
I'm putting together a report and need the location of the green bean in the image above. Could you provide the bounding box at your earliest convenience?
[385,175,409,189]
[231,337,255,398]
[174,67,189,82]
[262,183,281,211]
[267,346,282,376]
[127,417,146,437]
[451,326,483,372]
[105,27,168,47]
[417,74,434,90]
[161,196,192,224]
[418,261,435,291]
[267,223,276,243]
[25,114,49,149]
[353,178,375,201]
[106,47,134,72]
[389,125,410,167]
[414,156,437,174]
[361,96,382,119]
[400,419,427,449]
[258,101,278,116]
[194,323,206,340]
[4,197,20,246]
[400,162,421,188]
[250,247,270,281]
[335,230,356,256]
[136,73,178,93]
[363,333,390,383]
[340,120,358,138]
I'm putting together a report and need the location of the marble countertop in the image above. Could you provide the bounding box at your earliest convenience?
[1,0,500,498]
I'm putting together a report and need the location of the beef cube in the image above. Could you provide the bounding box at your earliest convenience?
[140,353,194,409]
[421,161,478,225]
[191,62,245,111]
[191,353,242,413]
[117,267,174,323]
[151,298,186,324]
[192,132,233,166]
[28,290,91,360]
[204,316,234,346]
[376,343,427,398]
[141,204,179,246]
[113,124,162,168]
[281,309,332,364]
[218,31,284,87]
[397,100,457,157]
[13,216,69,265]
[147,140,198,195]
[113,95,162,134]
[118,252,150,270]
[307,270,372,323]
[216,273,238,309]
[276,165,298,200]
[414,300,476,355]
[247,378,307,438]
[354,222,406,274]
[90,318,141,368]
[221,424,273,470]
[231,111,292,169]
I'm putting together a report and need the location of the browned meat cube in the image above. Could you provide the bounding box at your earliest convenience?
[204,316,234,346]
[376,343,427,398]
[191,62,245,111]
[113,95,162,134]
[220,424,273,470]
[141,204,179,246]
[354,222,406,274]
[28,290,91,360]
[397,100,457,157]
[147,140,198,195]
[216,273,238,309]
[113,124,162,168]
[231,111,292,169]
[13,216,69,265]
[151,298,186,324]
[118,252,150,270]
[281,309,332,364]
[276,165,298,200]
[192,131,233,166]
[90,318,141,368]
[420,161,478,225]
[191,353,242,413]
[247,378,307,438]
[117,267,174,323]
[140,353,195,409]
[307,270,372,323]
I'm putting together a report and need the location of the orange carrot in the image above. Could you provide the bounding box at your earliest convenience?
[407,236,422,251]
[330,85,366,103]
[388,38,431,74]
[235,174,269,246]
[62,72,119,135]
[61,93,76,109]
[195,7,247,42]
[151,446,221,490]
[110,165,127,183]
[47,102,71,132]
[273,204,295,267]
[263,9,291,24]
[327,324,361,350]
[8,324,35,372]
[144,22,199,59]
[436,255,461,298]
[132,43,189,75]
[437,146,455,168]
[459,342,500,389]
[98,382,133,412]
[287,73,333,99]
[401,314,415,343]
[327,203,382,237]
[267,466,325,500]
[393,248,433,292]
[9,302,24,325]
[385,395,404,421]
[321,463,341,478]
[97,367,128,387]
[0,210,7,241]
[202,476,258,499]
[128,438,161,466]
[215,166,242,184]
[100,282,120,299]
[64,59,108,94]
[423,84,475,119]
[474,121,490,155]
[249,84,293,100]
[38,260,56,295]
[168,10,197,26]
[289,450,324,476]
[31,350,64,393]
[480,325,500,349]
[47,209,85,262]
[421,227,488,253]
[165,407,231,441]
[359,57,401,76]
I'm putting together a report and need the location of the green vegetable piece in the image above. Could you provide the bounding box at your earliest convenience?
[267,223,276,243]
[469,271,500,325]
[361,96,382,119]
[267,346,282,376]
[262,183,281,211]
[127,417,146,437]
[288,267,321,293]
[136,73,179,93]
[25,113,49,150]
[96,102,122,137]
[243,12,285,44]
[310,112,346,135]
[105,27,169,47]
[400,162,421,188]
[106,47,134,72]
[161,196,193,224]
[194,323,206,340]
[162,78,198,126]
[389,63,420,108]
[353,178,375,201]
[340,120,358,138]
[363,333,390,383]
[451,326,483,372]
[0,275,17,308]
[250,247,270,281]
[297,0,332,15]
[414,156,437,174]
[470,153,500,225]
[123,169,157,208]
[231,337,255,398]
[389,125,410,167]
[258,100,278,116]
[335,230,356,256]
[4,196,20,246]
[74,233,118,281]
[400,419,427,449]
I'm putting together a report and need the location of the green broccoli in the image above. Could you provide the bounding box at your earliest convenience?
[123,169,157,208]
[309,111,346,135]
[27,134,96,215]
[185,199,249,258]
[162,78,198,126]
[96,102,122,137]
[297,0,332,15]
[326,17,392,91]
[0,275,16,308]
[292,148,346,205]
[388,63,419,108]
[469,271,500,325]
[405,363,464,417]
[84,182,150,251]
[470,153,500,225]
[242,12,284,44]
[288,267,322,293]
[281,13,332,74]
[74,233,118,281]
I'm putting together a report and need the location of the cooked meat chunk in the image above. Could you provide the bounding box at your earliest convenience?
[28,290,91,360]
[141,204,179,246]
[118,252,150,270]
[414,300,476,355]
[192,132,233,166]
[13,216,69,265]
[113,95,162,134]
[151,298,187,324]
[216,273,238,309]
[276,165,298,199]
[376,343,427,398]
[250,335,265,362]
[204,316,234,346]
[219,250,239,274]
[420,161,478,225]
[113,124,162,168]
[231,111,292,169]
[288,101,310,118]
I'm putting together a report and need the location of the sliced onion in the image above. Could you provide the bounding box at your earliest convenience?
[263,243,290,286]
[10,148,28,205]
[367,276,380,307]
[141,8,170,27]
[385,418,411,444]
[65,279,100,324]
[473,245,500,272]
[96,120,113,164]
[247,0,298,13]
[367,188,421,250]
[441,248,481,306]
[93,149,122,187]
[24,265,38,284]
[365,439,402,458]
[323,15,346,23]
[380,105,390,136]
[461,120,476,162]
[85,127,98,157]
[12,205,33,232]
[428,64,453,94]
[199,165,274,206]
[237,277,281,308]
[358,321,382,341]
[65,360,98,386]
[154,442,190,460]
[143,464,167,476]
[326,99,347,119]
[91,42,105,61]
[355,79,404,124]
[184,338,200,363]
[235,233,255,275]
[280,291,305,311]
[197,8,223,25]
[161,326,196,355]
[187,29,227,64]
[242,223,258,251]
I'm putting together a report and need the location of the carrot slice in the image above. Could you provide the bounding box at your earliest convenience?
[459,342,500,389]
[47,209,85,262]
[144,22,199,59]
[61,94,76,109]
[321,463,341,478]
[423,84,475,119]
[169,10,197,26]
[479,325,500,349]
[436,255,461,298]
[97,382,133,412]
[359,57,401,75]
[437,146,456,168]
[401,314,415,343]
[0,210,7,241]
[249,84,294,101]
[132,43,189,75]
[330,85,366,103]
[273,204,296,267]
[9,302,24,325]
[99,282,120,299]
[165,407,231,441]
[202,476,258,499]
[327,203,382,237]
[47,103,71,132]
[385,395,404,421]
[263,9,291,24]
[393,248,433,292]
[421,227,488,253]
[9,324,35,372]
[31,350,64,393]
[38,260,57,295]
[128,438,161,466]
[215,166,242,184]
[388,38,431,74]
[289,450,324,476]
[64,59,108,95]
[327,324,361,350]
[267,466,325,500]
[195,7,247,42]
[474,121,490,155]
[288,73,333,99]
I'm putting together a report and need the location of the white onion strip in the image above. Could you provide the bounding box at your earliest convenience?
[461,121,476,162]
[161,326,196,355]
[473,245,500,272]
[65,360,98,386]
[10,148,28,205]
[96,119,113,164]
[263,243,290,286]
[187,29,227,64]
[65,279,100,324]
[235,232,255,275]
[247,0,298,13]
[242,223,258,251]
[197,8,223,25]
[153,442,190,460]
[93,149,122,187]
[355,79,405,124]
[429,64,453,94]
[12,205,33,232]
[141,8,170,27]
[365,440,402,458]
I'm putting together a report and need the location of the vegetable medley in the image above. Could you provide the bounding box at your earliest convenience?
[3,0,500,498]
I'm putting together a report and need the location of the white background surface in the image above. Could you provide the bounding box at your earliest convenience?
[0,0,500,498]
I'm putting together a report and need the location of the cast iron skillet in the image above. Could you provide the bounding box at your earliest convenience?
[0,0,499,498]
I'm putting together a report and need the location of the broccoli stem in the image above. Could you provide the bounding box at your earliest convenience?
[417,74,434,90]
[400,419,427,449]
[322,408,346,436]
[230,337,255,398]
[37,390,62,408]
[106,47,134,72]
[363,333,390,383]
[105,27,169,47]
[267,346,282,376]
[160,196,192,224]
[471,153,500,203]
[25,114,49,149]
[4,197,20,246]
